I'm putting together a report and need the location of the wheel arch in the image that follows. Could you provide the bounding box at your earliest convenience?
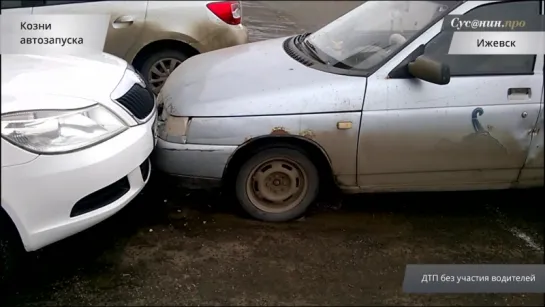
[223,135,336,189]
[131,39,201,71]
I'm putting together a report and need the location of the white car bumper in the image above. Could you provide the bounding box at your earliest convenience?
[1,115,157,252]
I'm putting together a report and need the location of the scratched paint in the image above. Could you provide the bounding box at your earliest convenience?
[464,107,507,152]
[523,110,544,167]
[433,107,509,157]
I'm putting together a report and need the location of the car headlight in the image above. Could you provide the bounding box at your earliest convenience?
[1,104,128,154]
[157,114,190,144]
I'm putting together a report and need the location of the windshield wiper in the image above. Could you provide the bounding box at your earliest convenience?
[302,39,326,64]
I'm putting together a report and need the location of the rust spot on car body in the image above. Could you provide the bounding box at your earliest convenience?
[270,127,290,135]
[299,129,316,139]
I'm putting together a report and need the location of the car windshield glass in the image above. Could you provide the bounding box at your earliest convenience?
[304,1,460,71]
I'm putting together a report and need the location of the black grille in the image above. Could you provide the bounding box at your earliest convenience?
[116,84,155,120]
[70,177,130,217]
[140,158,150,181]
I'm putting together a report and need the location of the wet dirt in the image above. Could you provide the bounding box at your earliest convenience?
[260,1,365,33]
[2,173,543,306]
[243,1,365,42]
[243,1,305,42]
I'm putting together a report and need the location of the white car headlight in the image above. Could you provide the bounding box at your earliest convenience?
[157,114,190,144]
[1,104,128,154]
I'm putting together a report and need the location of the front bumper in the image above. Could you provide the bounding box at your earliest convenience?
[152,138,237,189]
[1,115,157,252]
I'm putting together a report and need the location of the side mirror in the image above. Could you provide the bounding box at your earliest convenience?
[407,55,451,85]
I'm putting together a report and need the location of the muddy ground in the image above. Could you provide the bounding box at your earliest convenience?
[3,176,544,306]
[2,1,544,306]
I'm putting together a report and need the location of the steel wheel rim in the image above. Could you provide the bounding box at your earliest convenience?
[246,157,308,213]
[147,58,182,94]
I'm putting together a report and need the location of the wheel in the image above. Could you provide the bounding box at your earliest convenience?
[139,49,189,95]
[235,147,320,222]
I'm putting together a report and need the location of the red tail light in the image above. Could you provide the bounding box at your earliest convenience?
[206,1,241,25]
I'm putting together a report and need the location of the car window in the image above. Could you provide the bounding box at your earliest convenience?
[306,1,462,72]
[1,1,23,9]
[424,0,539,76]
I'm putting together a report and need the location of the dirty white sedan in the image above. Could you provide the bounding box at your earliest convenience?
[154,0,544,222]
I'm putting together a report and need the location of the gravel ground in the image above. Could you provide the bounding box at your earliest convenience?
[2,2,543,306]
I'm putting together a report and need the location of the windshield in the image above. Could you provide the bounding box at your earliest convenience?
[305,1,460,71]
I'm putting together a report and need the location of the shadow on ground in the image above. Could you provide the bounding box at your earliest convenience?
[2,172,543,306]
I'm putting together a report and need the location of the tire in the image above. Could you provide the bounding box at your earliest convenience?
[235,147,320,222]
[139,49,190,95]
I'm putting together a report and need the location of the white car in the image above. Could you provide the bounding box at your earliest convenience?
[1,0,249,94]
[0,53,157,281]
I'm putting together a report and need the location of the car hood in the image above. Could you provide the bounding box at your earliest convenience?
[1,53,127,113]
[160,36,366,117]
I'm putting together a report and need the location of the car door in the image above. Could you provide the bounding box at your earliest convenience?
[31,0,147,60]
[1,1,34,14]
[357,0,542,192]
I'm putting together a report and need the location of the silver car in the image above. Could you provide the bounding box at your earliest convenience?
[154,0,544,222]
